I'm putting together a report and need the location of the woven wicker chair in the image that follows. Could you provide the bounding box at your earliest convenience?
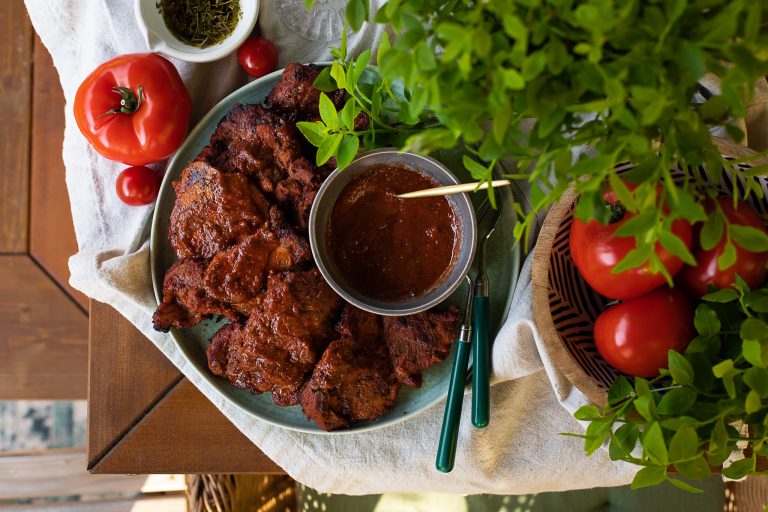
[186,474,296,512]
[186,474,768,512]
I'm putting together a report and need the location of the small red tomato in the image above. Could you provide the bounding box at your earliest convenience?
[570,181,693,300]
[594,287,695,378]
[116,166,161,206]
[679,197,768,296]
[237,36,278,78]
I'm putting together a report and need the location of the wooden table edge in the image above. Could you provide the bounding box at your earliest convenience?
[87,300,283,474]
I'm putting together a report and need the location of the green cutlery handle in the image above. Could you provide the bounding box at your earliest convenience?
[436,340,471,473]
[472,296,490,428]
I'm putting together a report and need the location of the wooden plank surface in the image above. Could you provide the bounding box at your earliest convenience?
[0,255,87,399]
[0,495,186,512]
[90,378,282,474]
[0,0,32,252]
[0,449,183,501]
[29,36,87,310]
[87,301,182,469]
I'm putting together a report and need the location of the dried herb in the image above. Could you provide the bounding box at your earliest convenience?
[157,0,241,48]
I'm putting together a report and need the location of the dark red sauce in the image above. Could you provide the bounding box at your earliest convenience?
[327,164,459,301]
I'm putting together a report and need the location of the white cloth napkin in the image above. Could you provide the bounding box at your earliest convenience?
[25,0,636,494]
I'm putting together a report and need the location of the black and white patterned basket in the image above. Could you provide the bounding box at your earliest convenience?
[531,138,768,406]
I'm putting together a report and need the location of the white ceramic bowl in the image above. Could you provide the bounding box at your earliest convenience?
[134,0,259,63]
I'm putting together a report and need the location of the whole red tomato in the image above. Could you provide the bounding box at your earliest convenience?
[679,197,768,296]
[594,287,695,378]
[570,184,692,300]
[74,53,191,165]
[237,36,278,78]
[116,166,161,206]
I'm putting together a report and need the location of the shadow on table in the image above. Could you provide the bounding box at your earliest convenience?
[297,477,724,512]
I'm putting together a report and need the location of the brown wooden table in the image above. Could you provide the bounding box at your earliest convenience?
[87,300,284,474]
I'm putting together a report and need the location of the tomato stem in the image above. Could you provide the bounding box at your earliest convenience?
[608,201,626,224]
[98,85,144,117]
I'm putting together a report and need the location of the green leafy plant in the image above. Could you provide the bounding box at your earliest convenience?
[570,278,768,491]
[296,30,436,170]
[299,1,768,489]
[303,0,768,273]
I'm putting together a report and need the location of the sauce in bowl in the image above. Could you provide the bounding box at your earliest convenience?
[327,164,460,301]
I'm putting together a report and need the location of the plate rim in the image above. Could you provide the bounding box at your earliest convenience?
[149,63,522,434]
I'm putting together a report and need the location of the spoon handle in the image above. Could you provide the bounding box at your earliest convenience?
[471,296,490,428]
[436,339,472,472]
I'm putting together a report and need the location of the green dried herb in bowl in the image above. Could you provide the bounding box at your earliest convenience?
[157,0,241,48]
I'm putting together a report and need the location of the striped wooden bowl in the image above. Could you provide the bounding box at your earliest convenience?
[532,138,768,407]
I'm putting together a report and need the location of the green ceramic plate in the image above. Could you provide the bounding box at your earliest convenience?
[150,65,522,434]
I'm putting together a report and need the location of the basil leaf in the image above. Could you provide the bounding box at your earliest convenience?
[702,288,739,303]
[673,455,711,480]
[345,0,369,31]
[463,156,488,181]
[330,61,346,91]
[634,395,656,422]
[742,339,767,369]
[609,422,639,460]
[316,133,342,166]
[574,404,601,421]
[313,67,337,92]
[340,99,357,131]
[615,211,656,237]
[730,225,768,252]
[746,389,762,415]
[667,477,704,493]
[584,420,612,455]
[318,93,340,131]
[717,240,738,270]
[631,465,666,489]
[700,210,724,251]
[669,424,698,462]
[694,304,720,337]
[643,422,669,466]
[657,387,697,416]
[336,135,359,171]
[296,121,327,148]
[611,247,648,274]
[658,230,697,265]
[743,367,768,398]
[722,455,756,480]
[741,318,768,341]
[608,376,634,406]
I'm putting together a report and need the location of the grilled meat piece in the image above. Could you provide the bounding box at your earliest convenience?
[274,178,319,232]
[205,269,344,406]
[337,304,382,342]
[169,161,269,259]
[301,306,399,431]
[382,307,460,387]
[204,227,311,305]
[152,259,238,332]
[266,63,345,122]
[207,321,244,377]
[197,104,306,194]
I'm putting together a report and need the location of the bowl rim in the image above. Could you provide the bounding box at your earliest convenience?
[309,148,478,316]
[134,0,260,63]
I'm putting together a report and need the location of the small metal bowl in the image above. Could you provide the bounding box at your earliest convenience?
[309,149,477,316]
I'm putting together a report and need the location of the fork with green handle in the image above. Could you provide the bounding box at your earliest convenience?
[472,201,502,428]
